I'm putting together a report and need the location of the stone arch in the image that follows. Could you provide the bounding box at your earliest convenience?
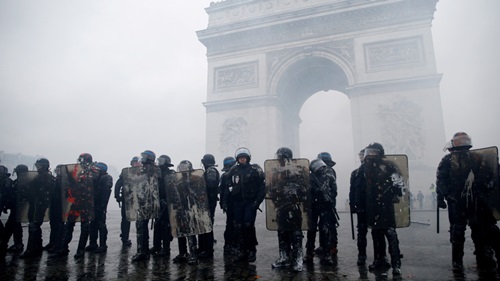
[198,0,446,188]
[266,51,352,154]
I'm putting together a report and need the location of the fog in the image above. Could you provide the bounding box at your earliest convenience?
[1,1,499,207]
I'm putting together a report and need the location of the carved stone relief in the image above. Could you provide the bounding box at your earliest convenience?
[219,117,249,156]
[214,61,259,91]
[365,37,425,72]
[378,97,425,160]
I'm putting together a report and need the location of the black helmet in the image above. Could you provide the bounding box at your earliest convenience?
[14,164,29,176]
[358,149,366,162]
[451,132,472,149]
[130,156,139,166]
[158,155,174,167]
[365,142,385,157]
[54,164,63,176]
[317,152,335,167]
[0,165,11,177]
[235,147,251,162]
[78,153,93,165]
[310,158,326,173]
[140,150,156,164]
[222,156,236,172]
[276,147,293,160]
[177,160,193,172]
[35,158,50,172]
[95,162,108,173]
[201,154,216,167]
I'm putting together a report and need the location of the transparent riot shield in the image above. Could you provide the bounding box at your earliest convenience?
[455,146,499,220]
[60,164,95,222]
[122,165,161,221]
[165,169,212,238]
[364,154,410,229]
[16,171,50,222]
[264,158,310,231]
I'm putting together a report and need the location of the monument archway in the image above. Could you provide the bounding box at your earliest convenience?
[198,0,445,186]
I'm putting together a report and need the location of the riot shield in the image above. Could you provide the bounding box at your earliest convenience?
[122,165,161,221]
[165,169,212,238]
[16,171,50,222]
[264,158,310,231]
[364,154,410,229]
[455,146,499,220]
[60,164,95,222]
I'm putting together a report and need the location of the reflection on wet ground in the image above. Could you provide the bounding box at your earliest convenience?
[1,210,499,280]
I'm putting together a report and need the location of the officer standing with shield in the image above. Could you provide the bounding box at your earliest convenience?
[357,143,404,276]
[220,156,237,255]
[198,154,220,260]
[268,147,309,272]
[151,154,175,257]
[305,158,337,266]
[20,158,55,259]
[437,132,500,273]
[44,164,63,252]
[51,153,97,259]
[86,162,113,253]
[0,165,12,254]
[228,147,265,262]
[0,165,18,255]
[130,150,161,262]
[114,156,141,247]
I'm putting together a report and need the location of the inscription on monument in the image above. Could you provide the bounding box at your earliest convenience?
[365,37,425,72]
[215,61,258,91]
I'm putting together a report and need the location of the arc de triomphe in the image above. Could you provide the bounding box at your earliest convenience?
[197,0,446,185]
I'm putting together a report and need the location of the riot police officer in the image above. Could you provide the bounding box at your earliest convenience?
[437,132,500,273]
[0,165,12,254]
[198,154,220,260]
[151,154,175,257]
[0,165,20,255]
[220,156,237,255]
[20,158,55,259]
[357,143,403,275]
[115,156,141,247]
[44,164,63,252]
[270,147,308,272]
[51,153,97,259]
[86,162,113,253]
[172,160,200,265]
[132,150,161,262]
[227,147,265,262]
[305,158,338,266]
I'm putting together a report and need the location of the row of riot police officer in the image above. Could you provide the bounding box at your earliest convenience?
[0,153,113,260]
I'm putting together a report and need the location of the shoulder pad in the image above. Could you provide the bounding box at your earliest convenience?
[251,164,264,177]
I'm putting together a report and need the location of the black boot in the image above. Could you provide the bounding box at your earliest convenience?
[291,233,304,272]
[272,232,290,268]
[50,222,74,258]
[74,222,90,259]
[451,243,464,272]
[132,220,149,262]
[20,222,42,259]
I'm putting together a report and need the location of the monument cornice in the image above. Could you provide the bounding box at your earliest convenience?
[345,74,443,98]
[203,95,286,113]
[197,0,438,56]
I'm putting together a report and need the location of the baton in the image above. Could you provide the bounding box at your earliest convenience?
[350,209,355,240]
[437,203,440,233]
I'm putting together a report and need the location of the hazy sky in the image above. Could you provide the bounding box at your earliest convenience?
[1,0,499,202]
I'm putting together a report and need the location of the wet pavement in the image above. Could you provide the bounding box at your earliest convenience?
[1,209,498,280]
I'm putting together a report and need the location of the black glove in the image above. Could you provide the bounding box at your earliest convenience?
[437,200,447,209]
[252,201,260,211]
